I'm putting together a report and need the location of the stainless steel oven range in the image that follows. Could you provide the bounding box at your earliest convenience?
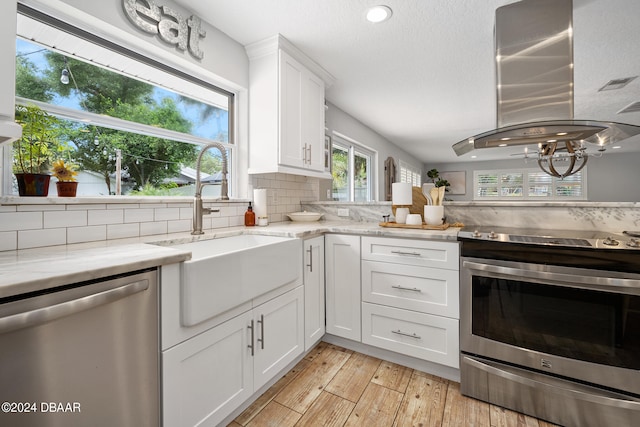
[458,227,640,427]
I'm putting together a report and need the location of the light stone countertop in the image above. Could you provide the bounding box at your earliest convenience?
[0,220,460,298]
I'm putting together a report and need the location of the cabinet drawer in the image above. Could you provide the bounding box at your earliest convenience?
[362,302,459,368]
[361,236,459,270]
[362,261,459,318]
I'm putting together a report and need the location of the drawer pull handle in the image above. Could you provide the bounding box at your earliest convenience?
[391,285,422,293]
[392,329,421,339]
[390,250,421,257]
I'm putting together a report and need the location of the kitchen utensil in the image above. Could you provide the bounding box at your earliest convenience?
[439,186,445,204]
[422,183,435,204]
[430,187,440,206]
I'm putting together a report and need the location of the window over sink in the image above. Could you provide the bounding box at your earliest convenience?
[9,7,235,197]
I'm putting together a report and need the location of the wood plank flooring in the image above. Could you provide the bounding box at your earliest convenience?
[229,341,561,427]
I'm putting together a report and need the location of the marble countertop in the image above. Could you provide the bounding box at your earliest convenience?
[0,220,460,298]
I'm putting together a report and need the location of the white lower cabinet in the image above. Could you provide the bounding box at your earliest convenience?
[253,286,305,390]
[303,236,325,350]
[362,302,459,368]
[325,234,361,341]
[163,286,304,427]
[360,236,460,369]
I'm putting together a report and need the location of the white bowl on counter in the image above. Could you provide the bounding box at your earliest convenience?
[287,211,324,222]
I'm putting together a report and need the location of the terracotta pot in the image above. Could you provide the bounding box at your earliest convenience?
[15,173,51,197]
[56,181,78,197]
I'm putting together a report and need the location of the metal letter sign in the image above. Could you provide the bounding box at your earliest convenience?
[123,0,206,59]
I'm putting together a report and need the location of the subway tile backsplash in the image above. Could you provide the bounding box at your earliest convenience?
[0,173,319,251]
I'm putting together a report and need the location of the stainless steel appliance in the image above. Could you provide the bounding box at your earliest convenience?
[0,269,159,427]
[459,227,640,427]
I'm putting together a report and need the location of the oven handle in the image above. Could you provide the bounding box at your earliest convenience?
[463,260,640,294]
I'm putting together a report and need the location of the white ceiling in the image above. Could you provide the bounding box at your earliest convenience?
[175,0,640,164]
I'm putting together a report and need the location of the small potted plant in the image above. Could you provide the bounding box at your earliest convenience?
[52,159,78,197]
[13,104,62,196]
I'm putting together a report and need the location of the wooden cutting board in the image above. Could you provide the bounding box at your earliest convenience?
[392,186,428,217]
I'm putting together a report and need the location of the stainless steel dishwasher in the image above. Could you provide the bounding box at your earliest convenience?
[0,268,159,427]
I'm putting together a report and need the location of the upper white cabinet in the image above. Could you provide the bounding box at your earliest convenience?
[246,34,334,178]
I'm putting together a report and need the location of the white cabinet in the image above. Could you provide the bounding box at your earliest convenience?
[163,286,304,427]
[253,286,305,390]
[304,236,325,350]
[246,34,334,178]
[163,311,253,427]
[325,234,361,341]
[360,237,460,368]
[280,50,326,171]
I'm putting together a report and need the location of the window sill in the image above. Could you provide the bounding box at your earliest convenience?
[0,196,248,206]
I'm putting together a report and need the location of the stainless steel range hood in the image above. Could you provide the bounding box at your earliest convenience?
[452,0,640,160]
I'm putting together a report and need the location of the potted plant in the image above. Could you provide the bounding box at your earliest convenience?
[52,159,78,197]
[13,104,62,196]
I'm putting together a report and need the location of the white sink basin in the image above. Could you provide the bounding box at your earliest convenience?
[168,235,302,326]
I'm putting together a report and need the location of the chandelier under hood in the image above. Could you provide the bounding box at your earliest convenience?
[452,0,640,178]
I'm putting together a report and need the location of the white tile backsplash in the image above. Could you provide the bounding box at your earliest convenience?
[0,212,43,232]
[88,209,124,225]
[67,225,107,244]
[44,210,87,228]
[0,172,317,251]
[18,228,66,249]
[0,232,17,251]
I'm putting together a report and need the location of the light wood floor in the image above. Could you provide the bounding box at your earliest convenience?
[229,341,561,427]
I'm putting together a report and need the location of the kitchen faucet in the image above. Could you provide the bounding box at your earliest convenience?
[192,142,229,235]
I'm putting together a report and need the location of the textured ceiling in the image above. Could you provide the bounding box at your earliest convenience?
[175,0,640,164]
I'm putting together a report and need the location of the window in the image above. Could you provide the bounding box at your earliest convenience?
[331,134,375,201]
[474,168,586,200]
[399,160,421,186]
[10,8,234,197]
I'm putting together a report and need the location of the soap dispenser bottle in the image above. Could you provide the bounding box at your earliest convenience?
[244,201,256,226]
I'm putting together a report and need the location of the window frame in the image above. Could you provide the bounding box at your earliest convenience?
[399,160,422,186]
[331,133,376,202]
[5,4,238,199]
[473,168,588,201]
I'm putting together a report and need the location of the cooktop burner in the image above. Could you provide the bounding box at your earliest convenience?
[458,226,640,250]
[509,235,592,247]
[458,227,640,273]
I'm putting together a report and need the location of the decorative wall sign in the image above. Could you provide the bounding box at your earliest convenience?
[123,0,206,59]
[440,171,466,195]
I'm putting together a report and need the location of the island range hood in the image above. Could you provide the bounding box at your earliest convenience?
[452,0,640,177]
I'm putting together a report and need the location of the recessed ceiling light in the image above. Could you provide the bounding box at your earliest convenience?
[366,5,393,23]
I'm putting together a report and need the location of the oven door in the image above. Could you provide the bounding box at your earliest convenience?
[460,257,640,396]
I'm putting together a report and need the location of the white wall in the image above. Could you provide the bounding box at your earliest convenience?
[324,101,423,201]
[427,150,640,202]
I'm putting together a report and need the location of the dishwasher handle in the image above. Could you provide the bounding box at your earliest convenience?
[0,279,149,334]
